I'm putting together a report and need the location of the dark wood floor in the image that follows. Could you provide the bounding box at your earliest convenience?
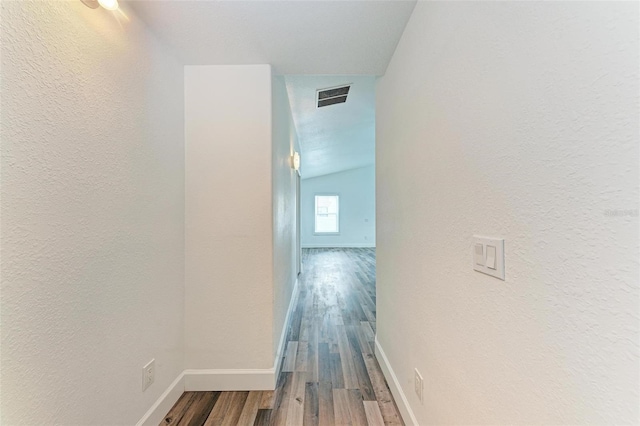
[162,248,404,426]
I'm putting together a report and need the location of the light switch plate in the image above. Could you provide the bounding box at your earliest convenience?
[472,236,505,280]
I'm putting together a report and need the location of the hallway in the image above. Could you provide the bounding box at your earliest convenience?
[162,248,403,425]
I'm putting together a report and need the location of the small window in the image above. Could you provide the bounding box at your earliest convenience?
[315,195,339,234]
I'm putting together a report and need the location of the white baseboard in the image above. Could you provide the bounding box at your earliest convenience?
[302,243,376,248]
[274,276,301,376]
[374,337,418,426]
[136,277,303,424]
[183,276,302,392]
[136,372,185,426]
[184,368,275,391]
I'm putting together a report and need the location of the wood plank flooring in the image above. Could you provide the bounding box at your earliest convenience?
[162,248,403,426]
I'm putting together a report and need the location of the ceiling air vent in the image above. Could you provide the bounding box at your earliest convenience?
[317,84,351,108]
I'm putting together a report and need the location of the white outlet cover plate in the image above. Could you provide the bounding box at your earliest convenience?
[472,236,505,280]
[414,368,423,403]
[142,359,155,392]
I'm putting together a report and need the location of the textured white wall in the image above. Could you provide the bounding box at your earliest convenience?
[376,2,639,424]
[301,166,376,248]
[184,65,274,370]
[272,75,300,358]
[0,1,185,424]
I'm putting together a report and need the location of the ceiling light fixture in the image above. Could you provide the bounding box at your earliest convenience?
[97,0,119,10]
[82,0,118,10]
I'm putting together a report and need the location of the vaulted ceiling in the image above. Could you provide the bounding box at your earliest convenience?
[127,0,416,178]
[286,76,375,179]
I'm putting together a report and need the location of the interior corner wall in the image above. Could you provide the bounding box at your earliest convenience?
[301,166,376,248]
[0,2,185,424]
[376,2,639,425]
[184,65,274,371]
[271,75,300,361]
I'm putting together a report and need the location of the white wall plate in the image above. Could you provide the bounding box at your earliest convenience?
[472,236,505,280]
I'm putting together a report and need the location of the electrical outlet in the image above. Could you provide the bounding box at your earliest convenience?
[414,368,423,403]
[142,359,155,392]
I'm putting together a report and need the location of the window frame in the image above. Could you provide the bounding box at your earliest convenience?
[314,193,340,235]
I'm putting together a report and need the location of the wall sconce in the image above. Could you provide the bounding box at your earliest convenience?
[81,0,119,11]
[292,152,301,173]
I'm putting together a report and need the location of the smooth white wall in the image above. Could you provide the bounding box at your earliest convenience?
[1,2,185,424]
[184,65,274,370]
[301,166,375,248]
[376,2,639,424]
[272,75,300,359]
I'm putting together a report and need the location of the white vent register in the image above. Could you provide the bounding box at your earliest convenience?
[473,236,505,280]
[316,84,351,108]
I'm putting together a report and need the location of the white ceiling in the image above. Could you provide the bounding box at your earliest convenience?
[286,75,375,179]
[127,1,415,178]
[127,0,416,75]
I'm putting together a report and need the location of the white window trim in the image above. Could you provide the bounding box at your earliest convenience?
[314,193,340,235]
